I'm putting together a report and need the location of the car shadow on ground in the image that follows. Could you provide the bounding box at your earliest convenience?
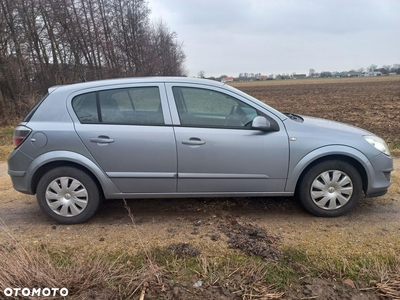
[94,196,313,224]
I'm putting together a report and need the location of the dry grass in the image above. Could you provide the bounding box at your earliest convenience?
[121,199,285,299]
[0,204,287,299]
[371,256,400,299]
[0,221,163,299]
[0,126,13,161]
[1,217,400,299]
[0,145,13,161]
[377,273,400,299]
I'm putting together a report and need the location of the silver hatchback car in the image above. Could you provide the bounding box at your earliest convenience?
[8,77,393,224]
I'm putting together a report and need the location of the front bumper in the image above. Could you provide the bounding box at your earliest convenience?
[365,153,393,198]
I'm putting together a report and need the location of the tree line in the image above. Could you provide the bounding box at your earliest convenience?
[319,64,400,78]
[0,0,186,123]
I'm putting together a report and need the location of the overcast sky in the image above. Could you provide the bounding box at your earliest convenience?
[148,0,400,77]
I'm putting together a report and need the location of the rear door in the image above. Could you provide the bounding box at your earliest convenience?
[70,83,177,194]
[165,83,289,194]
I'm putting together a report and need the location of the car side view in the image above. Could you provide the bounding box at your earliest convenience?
[8,77,393,224]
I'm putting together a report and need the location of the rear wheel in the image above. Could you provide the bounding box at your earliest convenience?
[37,166,102,224]
[298,160,362,217]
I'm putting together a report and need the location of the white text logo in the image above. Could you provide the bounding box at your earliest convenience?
[3,287,68,297]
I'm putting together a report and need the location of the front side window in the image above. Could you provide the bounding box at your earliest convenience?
[172,87,258,128]
[72,87,164,125]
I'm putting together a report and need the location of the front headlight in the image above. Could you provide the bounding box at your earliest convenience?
[364,135,391,156]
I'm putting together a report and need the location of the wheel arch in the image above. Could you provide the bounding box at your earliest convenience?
[27,151,120,197]
[31,161,100,194]
[286,146,370,195]
[294,154,368,196]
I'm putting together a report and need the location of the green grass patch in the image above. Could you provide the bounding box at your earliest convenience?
[0,126,13,146]
[0,127,12,160]
[388,141,400,150]
[0,126,13,160]
[0,145,13,161]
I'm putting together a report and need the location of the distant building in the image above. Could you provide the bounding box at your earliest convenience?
[256,75,269,81]
[309,73,320,78]
[221,76,234,82]
[292,74,306,79]
[347,71,362,77]
[362,72,382,77]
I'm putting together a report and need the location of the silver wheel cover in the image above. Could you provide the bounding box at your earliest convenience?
[45,177,88,217]
[310,170,353,210]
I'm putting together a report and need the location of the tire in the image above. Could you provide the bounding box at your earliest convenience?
[298,160,362,217]
[37,166,102,224]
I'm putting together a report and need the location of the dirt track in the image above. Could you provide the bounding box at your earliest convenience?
[0,157,399,261]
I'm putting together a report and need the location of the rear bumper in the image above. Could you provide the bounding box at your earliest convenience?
[7,149,34,195]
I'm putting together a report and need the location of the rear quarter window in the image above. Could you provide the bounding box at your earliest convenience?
[22,93,49,122]
[72,92,99,123]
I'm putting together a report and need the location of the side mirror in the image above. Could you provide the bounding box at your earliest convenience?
[251,116,271,130]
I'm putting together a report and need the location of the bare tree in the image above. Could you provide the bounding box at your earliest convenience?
[367,64,377,72]
[0,0,187,123]
[149,20,186,76]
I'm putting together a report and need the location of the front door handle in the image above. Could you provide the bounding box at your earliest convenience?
[90,136,114,144]
[182,138,206,146]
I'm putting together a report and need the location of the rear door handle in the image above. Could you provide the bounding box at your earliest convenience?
[90,136,114,144]
[182,138,206,146]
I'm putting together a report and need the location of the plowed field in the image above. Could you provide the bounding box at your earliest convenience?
[232,76,400,147]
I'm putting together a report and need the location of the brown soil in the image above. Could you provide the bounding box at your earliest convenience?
[232,76,400,145]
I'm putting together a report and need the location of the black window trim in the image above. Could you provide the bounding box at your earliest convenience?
[73,86,166,126]
[95,91,102,123]
[171,86,279,131]
[23,93,49,122]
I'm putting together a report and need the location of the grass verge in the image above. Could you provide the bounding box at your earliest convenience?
[1,225,399,299]
[0,126,13,161]
[1,200,399,299]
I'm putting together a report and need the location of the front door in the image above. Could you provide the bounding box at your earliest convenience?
[167,85,289,194]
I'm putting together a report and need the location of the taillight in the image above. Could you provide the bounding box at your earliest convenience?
[13,125,31,147]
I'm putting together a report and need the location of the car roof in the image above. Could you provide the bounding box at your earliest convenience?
[46,76,288,121]
[48,77,226,94]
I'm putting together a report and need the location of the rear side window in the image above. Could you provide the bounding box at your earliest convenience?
[72,87,164,125]
[72,92,98,123]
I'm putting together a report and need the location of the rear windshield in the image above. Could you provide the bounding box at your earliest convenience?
[22,93,49,122]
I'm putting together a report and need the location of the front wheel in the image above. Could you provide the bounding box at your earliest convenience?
[298,160,362,217]
[37,166,102,224]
